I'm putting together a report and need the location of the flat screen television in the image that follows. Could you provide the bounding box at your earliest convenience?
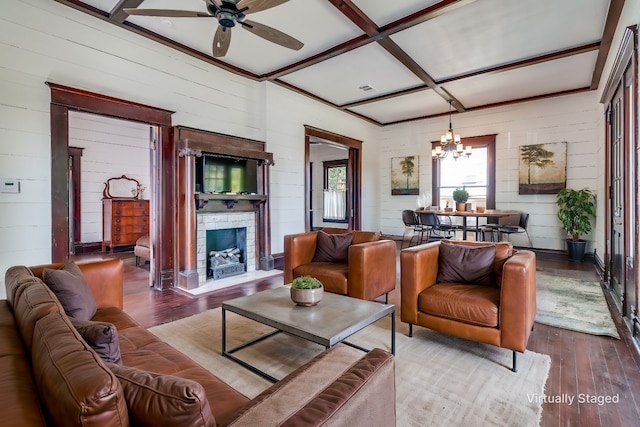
[196,155,258,194]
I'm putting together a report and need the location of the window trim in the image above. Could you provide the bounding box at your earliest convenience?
[323,159,348,223]
[431,134,497,209]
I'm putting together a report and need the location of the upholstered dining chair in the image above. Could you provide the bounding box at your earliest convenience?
[400,240,537,372]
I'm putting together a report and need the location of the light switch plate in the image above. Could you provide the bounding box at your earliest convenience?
[0,179,20,193]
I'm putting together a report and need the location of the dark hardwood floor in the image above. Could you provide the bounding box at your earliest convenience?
[80,248,640,427]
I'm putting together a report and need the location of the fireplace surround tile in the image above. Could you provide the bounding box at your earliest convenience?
[197,212,256,284]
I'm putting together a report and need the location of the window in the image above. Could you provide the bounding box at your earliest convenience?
[323,160,347,222]
[432,135,496,210]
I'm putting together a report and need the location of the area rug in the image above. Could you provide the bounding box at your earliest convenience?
[149,308,550,427]
[536,272,620,339]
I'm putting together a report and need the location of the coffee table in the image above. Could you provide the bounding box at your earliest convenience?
[222,286,395,382]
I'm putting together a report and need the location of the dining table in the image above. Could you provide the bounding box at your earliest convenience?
[417,209,514,240]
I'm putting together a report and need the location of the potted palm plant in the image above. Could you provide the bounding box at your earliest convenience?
[452,187,469,212]
[556,188,596,262]
[290,276,324,306]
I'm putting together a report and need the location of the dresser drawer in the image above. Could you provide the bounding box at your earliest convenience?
[113,205,149,217]
[113,225,148,235]
[113,216,149,226]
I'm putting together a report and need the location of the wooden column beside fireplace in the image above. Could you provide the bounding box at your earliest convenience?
[175,127,274,290]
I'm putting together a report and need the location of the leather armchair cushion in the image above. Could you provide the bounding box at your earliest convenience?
[313,231,353,262]
[294,262,349,295]
[43,261,97,321]
[437,243,496,287]
[70,317,122,365]
[107,363,215,427]
[419,283,500,327]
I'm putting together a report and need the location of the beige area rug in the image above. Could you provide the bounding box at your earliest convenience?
[536,272,620,339]
[150,308,550,427]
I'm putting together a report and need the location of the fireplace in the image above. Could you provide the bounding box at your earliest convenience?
[207,228,246,279]
[196,212,256,283]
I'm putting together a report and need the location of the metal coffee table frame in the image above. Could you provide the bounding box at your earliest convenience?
[222,287,395,382]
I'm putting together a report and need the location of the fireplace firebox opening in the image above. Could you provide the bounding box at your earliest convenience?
[206,228,247,280]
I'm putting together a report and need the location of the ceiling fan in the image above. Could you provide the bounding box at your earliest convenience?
[124,0,304,57]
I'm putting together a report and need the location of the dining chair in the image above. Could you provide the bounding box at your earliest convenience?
[417,212,454,243]
[401,209,421,248]
[499,212,532,247]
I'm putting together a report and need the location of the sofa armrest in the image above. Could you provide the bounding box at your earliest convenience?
[284,232,318,283]
[227,345,395,427]
[400,241,440,324]
[499,250,537,352]
[29,259,124,310]
[348,240,396,300]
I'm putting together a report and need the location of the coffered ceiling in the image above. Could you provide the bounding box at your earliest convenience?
[56,0,622,126]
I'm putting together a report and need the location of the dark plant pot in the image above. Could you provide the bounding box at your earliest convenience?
[566,239,587,262]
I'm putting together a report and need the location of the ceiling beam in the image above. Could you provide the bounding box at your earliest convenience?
[377,0,478,37]
[327,0,466,111]
[590,0,626,89]
[383,87,593,126]
[439,42,602,84]
[342,42,600,111]
[109,0,144,24]
[262,34,371,80]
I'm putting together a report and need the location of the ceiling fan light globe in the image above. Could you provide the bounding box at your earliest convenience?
[217,11,236,27]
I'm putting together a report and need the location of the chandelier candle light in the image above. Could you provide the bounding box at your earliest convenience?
[432,100,472,160]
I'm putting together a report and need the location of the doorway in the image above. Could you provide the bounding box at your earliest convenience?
[304,126,362,231]
[48,83,175,290]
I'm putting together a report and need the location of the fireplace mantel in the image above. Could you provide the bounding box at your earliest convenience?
[195,193,267,210]
[175,126,273,290]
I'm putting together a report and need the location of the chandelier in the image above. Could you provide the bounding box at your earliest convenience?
[432,100,471,160]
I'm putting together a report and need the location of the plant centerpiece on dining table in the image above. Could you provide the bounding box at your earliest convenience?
[290,276,324,306]
[556,188,596,262]
[452,187,470,211]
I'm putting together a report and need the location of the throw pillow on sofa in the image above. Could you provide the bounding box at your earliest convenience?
[437,242,496,287]
[43,261,97,321]
[106,363,215,427]
[312,231,353,263]
[70,317,122,364]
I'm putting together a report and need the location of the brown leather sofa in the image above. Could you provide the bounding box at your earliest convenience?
[400,240,536,372]
[284,229,397,302]
[3,258,396,426]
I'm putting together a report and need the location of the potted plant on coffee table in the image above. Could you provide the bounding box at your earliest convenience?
[290,276,324,306]
[556,188,596,262]
[452,187,470,212]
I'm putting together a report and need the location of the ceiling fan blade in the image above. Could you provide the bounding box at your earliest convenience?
[123,9,211,18]
[212,26,232,57]
[242,19,303,51]
[239,0,289,14]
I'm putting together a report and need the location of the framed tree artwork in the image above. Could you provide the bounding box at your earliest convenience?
[391,156,419,195]
[518,142,567,194]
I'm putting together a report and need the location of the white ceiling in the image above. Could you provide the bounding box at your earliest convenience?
[60,0,616,126]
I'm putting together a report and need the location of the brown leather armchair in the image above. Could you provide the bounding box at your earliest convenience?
[400,240,536,372]
[284,230,397,302]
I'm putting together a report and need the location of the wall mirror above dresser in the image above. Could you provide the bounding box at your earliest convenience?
[103,175,143,199]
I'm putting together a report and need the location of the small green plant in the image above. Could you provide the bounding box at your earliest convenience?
[452,187,469,203]
[291,276,322,289]
[556,188,596,241]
